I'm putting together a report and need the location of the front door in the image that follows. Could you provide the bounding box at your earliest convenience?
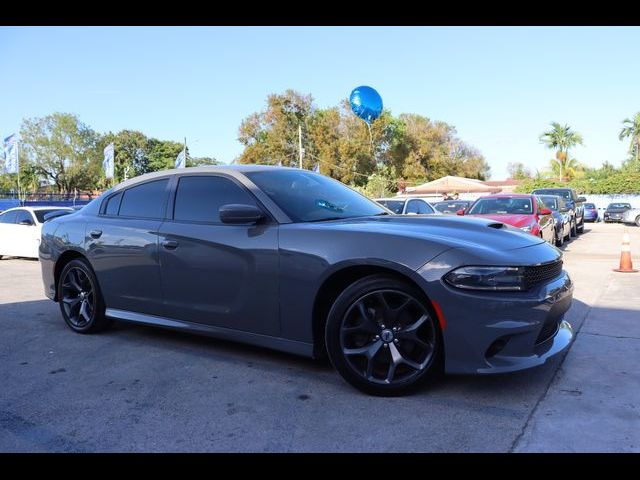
[158,174,279,336]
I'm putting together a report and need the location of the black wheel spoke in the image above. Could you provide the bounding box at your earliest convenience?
[340,289,436,385]
[61,266,95,328]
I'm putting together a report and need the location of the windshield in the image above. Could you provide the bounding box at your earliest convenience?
[584,203,596,209]
[468,197,533,215]
[434,201,469,213]
[34,209,70,223]
[377,200,405,214]
[533,189,572,201]
[607,203,631,209]
[539,196,559,211]
[245,170,387,222]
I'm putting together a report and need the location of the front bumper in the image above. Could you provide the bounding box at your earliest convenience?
[428,270,574,375]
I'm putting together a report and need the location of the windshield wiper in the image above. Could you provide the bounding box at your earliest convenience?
[307,217,347,222]
[373,212,392,216]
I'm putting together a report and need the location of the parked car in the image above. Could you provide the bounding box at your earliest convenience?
[538,195,572,247]
[583,203,599,223]
[622,207,640,227]
[375,197,437,215]
[0,206,74,259]
[40,166,573,396]
[462,194,555,244]
[433,200,472,215]
[603,203,632,223]
[531,188,586,236]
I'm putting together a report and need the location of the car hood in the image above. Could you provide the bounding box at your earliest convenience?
[464,213,535,228]
[312,215,545,251]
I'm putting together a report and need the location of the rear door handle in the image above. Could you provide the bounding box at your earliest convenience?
[89,229,102,239]
[162,240,179,250]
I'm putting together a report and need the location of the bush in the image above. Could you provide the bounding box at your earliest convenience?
[515,172,640,194]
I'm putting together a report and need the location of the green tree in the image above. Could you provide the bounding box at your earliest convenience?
[619,112,640,169]
[539,122,584,181]
[147,138,184,172]
[506,161,532,180]
[547,157,583,181]
[187,156,220,167]
[100,130,150,182]
[19,112,102,192]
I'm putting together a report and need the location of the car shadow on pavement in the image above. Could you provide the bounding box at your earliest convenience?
[0,296,599,398]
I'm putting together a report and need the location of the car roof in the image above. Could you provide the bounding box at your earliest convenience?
[478,193,533,199]
[109,165,316,192]
[1,206,74,212]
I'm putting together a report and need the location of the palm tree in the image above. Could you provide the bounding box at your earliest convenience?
[548,157,581,180]
[619,112,640,167]
[539,122,584,181]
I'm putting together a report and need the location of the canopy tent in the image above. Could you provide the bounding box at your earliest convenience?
[406,176,501,194]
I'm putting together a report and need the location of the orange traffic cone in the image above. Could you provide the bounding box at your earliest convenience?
[613,230,638,273]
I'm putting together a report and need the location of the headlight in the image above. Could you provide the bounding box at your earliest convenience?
[444,266,525,291]
[520,226,532,232]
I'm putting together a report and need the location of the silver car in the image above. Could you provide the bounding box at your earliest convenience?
[622,207,640,227]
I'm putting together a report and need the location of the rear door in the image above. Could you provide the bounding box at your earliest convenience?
[86,178,170,316]
[158,173,279,336]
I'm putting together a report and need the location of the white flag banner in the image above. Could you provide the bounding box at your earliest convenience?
[313,163,320,173]
[103,143,115,180]
[3,134,19,174]
[175,148,186,169]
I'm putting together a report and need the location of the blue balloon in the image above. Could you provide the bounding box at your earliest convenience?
[349,86,383,125]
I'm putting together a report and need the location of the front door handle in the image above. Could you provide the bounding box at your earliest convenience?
[162,240,179,250]
[89,229,102,239]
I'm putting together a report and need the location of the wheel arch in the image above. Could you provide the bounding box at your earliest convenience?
[53,250,90,301]
[311,261,439,359]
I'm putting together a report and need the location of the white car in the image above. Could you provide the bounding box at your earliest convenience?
[622,207,640,227]
[0,206,74,259]
[375,197,438,215]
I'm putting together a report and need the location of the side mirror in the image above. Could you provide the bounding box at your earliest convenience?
[539,208,552,215]
[219,204,264,224]
[456,209,465,216]
[577,196,587,202]
[19,219,34,226]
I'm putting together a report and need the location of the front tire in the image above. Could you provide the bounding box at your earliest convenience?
[325,274,442,396]
[577,218,584,234]
[555,228,564,247]
[58,258,110,333]
[570,218,577,237]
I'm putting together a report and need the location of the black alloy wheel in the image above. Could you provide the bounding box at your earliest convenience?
[326,275,441,396]
[58,259,110,333]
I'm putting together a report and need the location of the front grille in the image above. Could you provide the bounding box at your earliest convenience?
[536,317,560,345]
[523,260,563,289]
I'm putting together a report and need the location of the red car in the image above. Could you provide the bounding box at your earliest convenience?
[460,194,556,244]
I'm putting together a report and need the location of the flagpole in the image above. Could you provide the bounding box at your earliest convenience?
[184,137,187,167]
[16,140,22,204]
[298,125,303,169]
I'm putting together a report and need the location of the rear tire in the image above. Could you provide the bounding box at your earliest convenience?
[636,216,640,228]
[570,219,577,237]
[57,258,111,333]
[577,218,584,234]
[325,274,442,396]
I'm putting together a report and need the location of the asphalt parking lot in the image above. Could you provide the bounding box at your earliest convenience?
[1,222,639,452]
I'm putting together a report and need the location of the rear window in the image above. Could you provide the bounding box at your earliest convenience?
[607,203,631,209]
[377,200,405,214]
[118,179,169,219]
[34,209,68,223]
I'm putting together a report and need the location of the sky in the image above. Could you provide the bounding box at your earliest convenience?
[1,26,639,179]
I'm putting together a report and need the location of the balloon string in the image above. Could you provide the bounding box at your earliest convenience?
[367,122,373,156]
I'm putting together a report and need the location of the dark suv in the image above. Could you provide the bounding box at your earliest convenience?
[531,188,587,236]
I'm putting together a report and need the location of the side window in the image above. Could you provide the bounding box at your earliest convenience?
[0,211,18,224]
[15,210,34,225]
[405,200,421,214]
[119,179,169,219]
[104,192,123,216]
[418,200,434,214]
[173,176,258,224]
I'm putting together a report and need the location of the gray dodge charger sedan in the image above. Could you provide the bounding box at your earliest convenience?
[40,166,574,395]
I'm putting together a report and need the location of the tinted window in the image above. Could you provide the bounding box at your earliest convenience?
[607,203,631,209]
[434,201,469,213]
[246,170,386,222]
[15,210,34,224]
[174,176,258,223]
[119,179,169,219]
[533,189,572,201]
[0,211,18,224]
[378,200,405,214]
[33,209,67,223]
[539,196,558,211]
[468,197,533,215]
[105,192,123,215]
[406,199,434,214]
[584,203,596,209]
